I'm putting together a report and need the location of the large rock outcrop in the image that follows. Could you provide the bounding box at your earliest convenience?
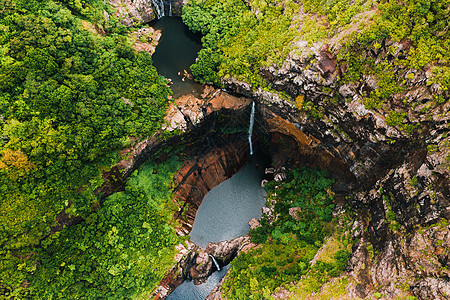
[109,0,156,27]
[109,0,187,27]
[220,33,450,298]
[153,237,253,299]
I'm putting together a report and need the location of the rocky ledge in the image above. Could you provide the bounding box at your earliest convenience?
[153,236,254,299]
[220,31,450,298]
[109,0,187,27]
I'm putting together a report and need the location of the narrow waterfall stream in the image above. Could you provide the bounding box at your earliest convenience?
[248,101,255,155]
[209,255,221,271]
[152,0,165,18]
[151,14,268,300]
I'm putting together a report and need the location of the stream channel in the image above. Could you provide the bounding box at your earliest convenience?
[151,17,268,299]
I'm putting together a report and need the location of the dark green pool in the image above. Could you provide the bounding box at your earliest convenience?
[150,17,203,98]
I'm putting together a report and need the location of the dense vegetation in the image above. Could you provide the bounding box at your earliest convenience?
[29,157,182,299]
[183,0,449,107]
[0,0,176,297]
[1,0,447,298]
[221,167,352,299]
[183,0,295,86]
[2,155,182,298]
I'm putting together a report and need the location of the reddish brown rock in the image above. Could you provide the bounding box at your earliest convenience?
[264,112,355,188]
[164,87,251,132]
[318,45,337,78]
[189,251,213,285]
[173,139,248,235]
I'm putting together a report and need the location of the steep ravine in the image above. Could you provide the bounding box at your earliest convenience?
[217,39,450,299]
[103,3,450,299]
[95,85,362,298]
[96,79,448,299]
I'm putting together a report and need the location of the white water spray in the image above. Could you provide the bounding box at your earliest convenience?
[209,255,221,271]
[152,0,165,18]
[248,101,255,155]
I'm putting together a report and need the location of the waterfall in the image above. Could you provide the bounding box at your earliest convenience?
[209,255,221,271]
[152,0,165,18]
[248,101,255,155]
[169,1,172,16]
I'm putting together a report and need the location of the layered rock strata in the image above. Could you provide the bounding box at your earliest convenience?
[109,0,186,27]
[219,35,450,298]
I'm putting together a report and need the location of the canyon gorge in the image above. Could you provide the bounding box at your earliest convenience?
[0,0,448,299]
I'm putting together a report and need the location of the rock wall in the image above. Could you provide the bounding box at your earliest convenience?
[109,0,156,27]
[108,0,186,27]
[172,139,248,235]
[221,35,450,298]
[96,87,254,221]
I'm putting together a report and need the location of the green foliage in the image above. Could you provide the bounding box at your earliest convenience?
[183,0,449,114]
[183,0,295,86]
[342,0,450,107]
[298,0,374,38]
[382,193,401,232]
[0,0,173,297]
[385,111,407,127]
[374,292,383,298]
[0,0,171,249]
[251,167,335,245]
[2,156,182,299]
[222,167,341,298]
[222,239,319,299]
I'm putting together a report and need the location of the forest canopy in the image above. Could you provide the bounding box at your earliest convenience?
[0,0,174,297]
[1,0,449,298]
[183,0,449,105]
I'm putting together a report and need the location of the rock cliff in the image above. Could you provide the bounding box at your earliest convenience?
[109,0,156,27]
[109,0,186,27]
[219,34,450,298]
[100,3,449,298]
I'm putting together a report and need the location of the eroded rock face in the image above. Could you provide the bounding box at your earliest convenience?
[221,33,450,299]
[412,278,450,300]
[162,87,255,234]
[190,251,213,284]
[109,0,187,27]
[172,139,248,235]
[187,236,253,285]
[109,0,156,27]
[206,236,253,266]
[96,87,252,201]
[164,86,251,132]
[154,237,253,298]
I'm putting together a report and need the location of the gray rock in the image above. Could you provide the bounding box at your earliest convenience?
[412,278,450,300]
[109,0,156,27]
